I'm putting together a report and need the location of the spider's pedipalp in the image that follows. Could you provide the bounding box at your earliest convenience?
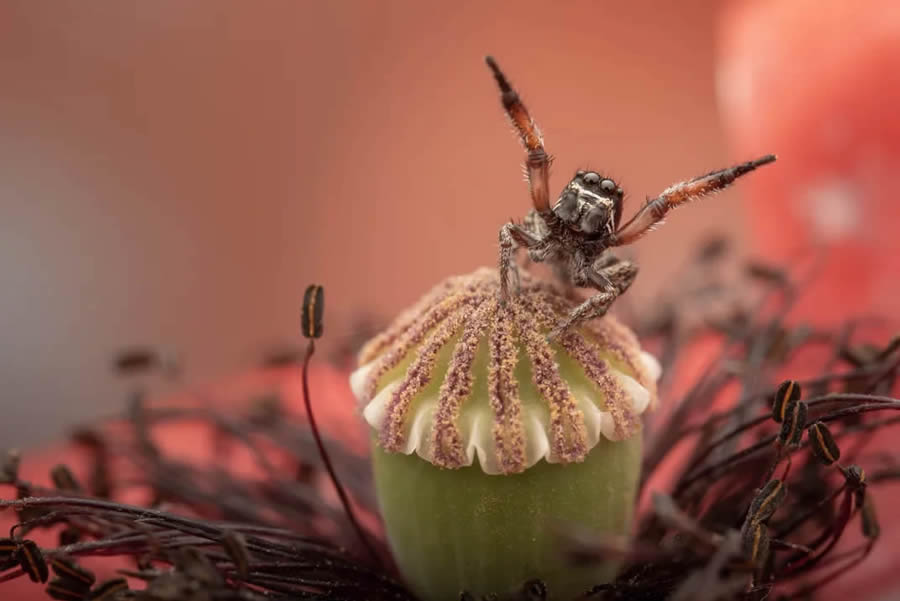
[613,154,776,245]
[486,56,553,216]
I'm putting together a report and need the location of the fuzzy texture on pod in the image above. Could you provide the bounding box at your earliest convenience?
[351,268,660,600]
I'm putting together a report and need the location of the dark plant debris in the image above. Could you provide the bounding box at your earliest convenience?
[2,241,899,601]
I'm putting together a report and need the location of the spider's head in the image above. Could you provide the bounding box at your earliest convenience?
[553,171,624,237]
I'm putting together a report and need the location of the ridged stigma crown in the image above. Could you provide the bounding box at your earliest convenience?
[350,268,660,475]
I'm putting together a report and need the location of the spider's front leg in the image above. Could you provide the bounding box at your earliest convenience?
[499,222,542,301]
[486,56,558,227]
[613,155,776,245]
[548,257,638,340]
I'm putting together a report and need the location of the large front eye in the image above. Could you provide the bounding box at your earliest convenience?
[600,179,616,193]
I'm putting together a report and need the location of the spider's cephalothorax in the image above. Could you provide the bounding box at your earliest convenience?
[486,55,776,339]
[555,171,624,238]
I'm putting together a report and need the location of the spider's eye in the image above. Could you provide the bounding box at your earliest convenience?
[615,186,624,197]
[582,172,600,185]
[600,179,617,193]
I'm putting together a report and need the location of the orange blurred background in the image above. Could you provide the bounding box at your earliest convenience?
[0,0,771,447]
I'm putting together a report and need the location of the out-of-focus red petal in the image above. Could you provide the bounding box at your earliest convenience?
[718,2,900,598]
[718,0,900,326]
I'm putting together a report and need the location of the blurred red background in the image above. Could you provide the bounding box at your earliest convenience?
[2,1,900,598]
[0,0,769,447]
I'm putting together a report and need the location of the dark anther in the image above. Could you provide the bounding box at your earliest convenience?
[112,347,160,373]
[222,530,250,581]
[50,464,82,492]
[778,400,807,447]
[747,479,786,525]
[46,577,91,601]
[302,284,325,339]
[0,449,21,484]
[50,555,96,587]
[772,380,801,423]
[58,527,81,546]
[0,538,18,561]
[860,495,880,540]
[745,261,789,285]
[741,521,770,565]
[88,578,129,600]
[808,421,841,466]
[18,539,49,583]
[844,464,866,488]
[695,235,729,262]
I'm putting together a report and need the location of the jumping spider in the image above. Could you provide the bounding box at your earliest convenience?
[486,56,775,339]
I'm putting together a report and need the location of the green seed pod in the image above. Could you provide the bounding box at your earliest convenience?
[351,269,660,600]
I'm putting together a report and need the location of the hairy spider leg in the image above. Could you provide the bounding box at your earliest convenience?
[549,257,638,339]
[614,155,777,245]
[485,56,553,217]
[499,222,542,301]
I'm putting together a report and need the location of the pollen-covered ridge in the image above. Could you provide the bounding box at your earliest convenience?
[349,267,661,475]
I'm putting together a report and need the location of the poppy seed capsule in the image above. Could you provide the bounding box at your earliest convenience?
[351,268,660,600]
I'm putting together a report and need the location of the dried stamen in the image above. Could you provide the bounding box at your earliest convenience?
[222,530,250,581]
[741,521,770,565]
[88,578,129,600]
[746,479,786,525]
[778,401,807,447]
[50,556,95,587]
[19,539,49,583]
[772,380,801,423]
[46,577,90,601]
[301,284,325,339]
[50,465,82,493]
[808,421,840,466]
[860,495,880,540]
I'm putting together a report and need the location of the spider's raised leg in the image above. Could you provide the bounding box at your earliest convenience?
[613,155,776,246]
[486,56,554,219]
[549,258,638,340]
[499,222,542,301]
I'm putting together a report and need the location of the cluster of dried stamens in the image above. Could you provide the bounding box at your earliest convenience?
[351,268,659,474]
